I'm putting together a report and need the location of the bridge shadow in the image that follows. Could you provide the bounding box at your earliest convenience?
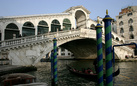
[60,38,106,59]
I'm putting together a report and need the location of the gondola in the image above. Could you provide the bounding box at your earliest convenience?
[66,65,120,80]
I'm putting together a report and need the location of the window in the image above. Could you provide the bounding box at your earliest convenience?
[120,28,124,33]
[61,53,65,55]
[68,53,71,55]
[119,21,123,26]
[128,18,133,24]
[127,13,133,16]
[90,24,95,30]
[119,16,122,19]
[116,37,119,41]
[129,26,134,31]
[129,34,134,39]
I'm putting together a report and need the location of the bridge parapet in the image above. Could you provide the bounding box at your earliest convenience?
[80,28,96,39]
[0,29,81,52]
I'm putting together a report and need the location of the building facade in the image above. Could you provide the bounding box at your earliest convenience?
[116,6,137,43]
[57,47,73,58]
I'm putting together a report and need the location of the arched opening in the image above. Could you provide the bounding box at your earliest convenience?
[75,10,86,29]
[120,28,124,33]
[129,34,134,39]
[38,20,49,34]
[129,26,134,31]
[5,23,19,40]
[111,34,114,39]
[63,18,71,30]
[90,24,95,30]
[116,37,119,41]
[128,18,133,24]
[120,28,124,37]
[119,21,124,26]
[22,22,35,37]
[51,19,61,32]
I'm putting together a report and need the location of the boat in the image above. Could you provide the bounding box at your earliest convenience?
[13,82,48,86]
[0,73,36,86]
[66,65,120,80]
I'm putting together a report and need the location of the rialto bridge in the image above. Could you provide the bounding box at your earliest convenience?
[0,6,134,65]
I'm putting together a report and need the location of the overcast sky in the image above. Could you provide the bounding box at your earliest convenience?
[0,0,137,20]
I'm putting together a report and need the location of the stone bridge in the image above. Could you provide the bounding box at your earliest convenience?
[0,28,133,65]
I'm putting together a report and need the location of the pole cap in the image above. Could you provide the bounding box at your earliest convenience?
[95,19,102,28]
[103,9,112,21]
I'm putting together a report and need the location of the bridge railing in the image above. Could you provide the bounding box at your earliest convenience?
[0,29,80,49]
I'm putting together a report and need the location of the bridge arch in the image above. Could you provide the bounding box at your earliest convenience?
[75,10,86,29]
[5,23,19,40]
[51,19,61,32]
[37,20,49,34]
[22,21,35,37]
[63,18,71,30]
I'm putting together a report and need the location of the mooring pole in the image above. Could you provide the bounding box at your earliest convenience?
[103,10,113,86]
[95,19,104,86]
[52,37,58,86]
[51,50,54,86]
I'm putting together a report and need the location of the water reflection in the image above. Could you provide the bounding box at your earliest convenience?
[28,60,137,86]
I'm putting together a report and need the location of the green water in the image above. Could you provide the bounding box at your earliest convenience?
[28,60,137,86]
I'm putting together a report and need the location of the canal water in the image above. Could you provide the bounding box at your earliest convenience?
[28,60,137,86]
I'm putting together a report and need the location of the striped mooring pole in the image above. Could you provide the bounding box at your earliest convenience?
[51,50,54,86]
[103,10,113,86]
[95,19,104,86]
[52,37,58,86]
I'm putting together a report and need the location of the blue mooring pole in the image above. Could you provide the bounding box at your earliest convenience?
[51,50,54,86]
[95,19,104,86]
[103,10,113,86]
[52,37,58,86]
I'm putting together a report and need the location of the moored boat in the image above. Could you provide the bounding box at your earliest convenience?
[66,65,120,80]
[0,73,36,86]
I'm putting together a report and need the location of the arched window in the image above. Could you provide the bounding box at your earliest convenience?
[119,21,123,26]
[129,34,134,39]
[128,18,133,24]
[116,37,119,41]
[75,10,86,29]
[6,23,18,29]
[120,28,124,33]
[22,22,35,37]
[5,23,19,40]
[90,24,95,30]
[38,20,49,34]
[63,18,71,30]
[51,19,61,32]
[129,26,134,31]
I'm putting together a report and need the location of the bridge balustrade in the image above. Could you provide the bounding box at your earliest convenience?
[0,29,80,49]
